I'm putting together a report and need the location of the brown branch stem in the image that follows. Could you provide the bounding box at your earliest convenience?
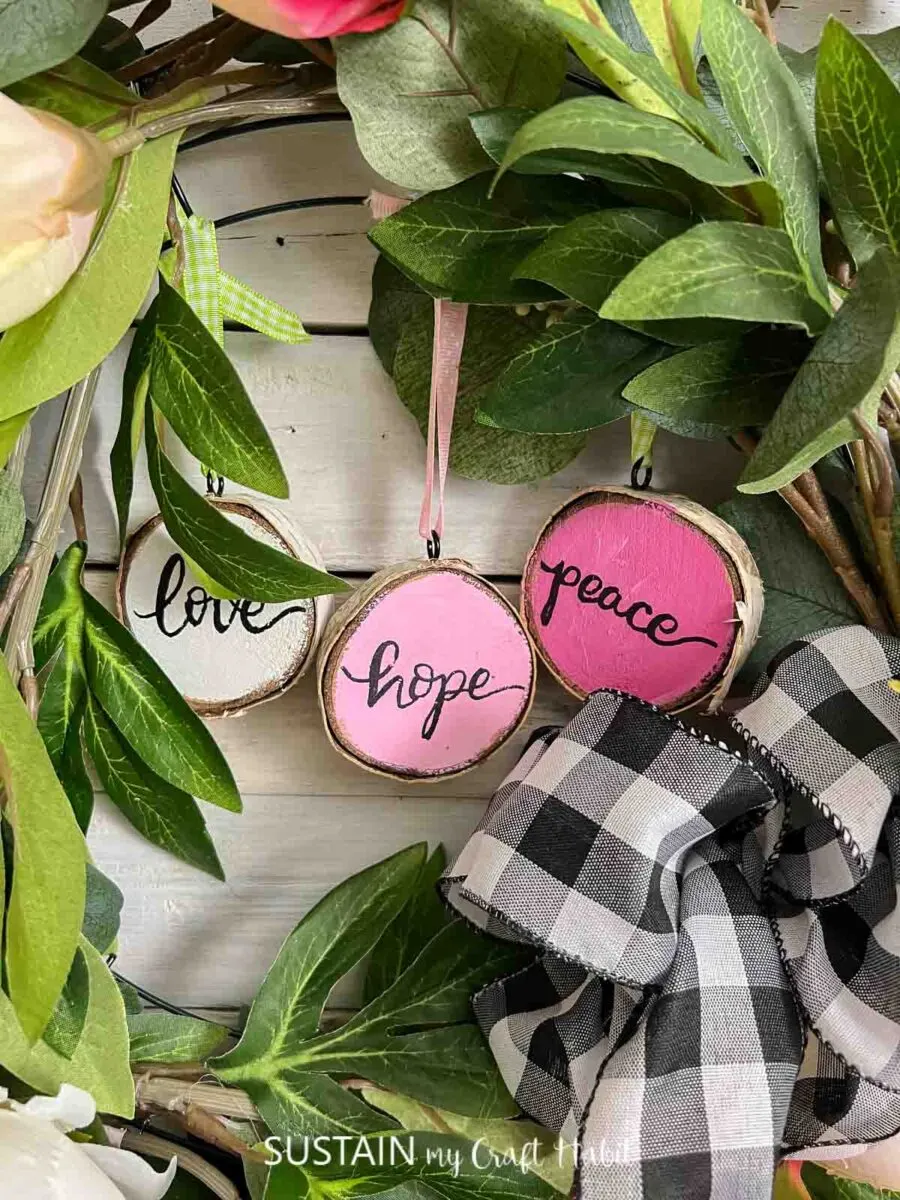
[116,13,234,82]
[853,415,900,630]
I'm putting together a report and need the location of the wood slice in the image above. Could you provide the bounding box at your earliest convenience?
[521,486,763,711]
[117,498,333,717]
[317,558,536,781]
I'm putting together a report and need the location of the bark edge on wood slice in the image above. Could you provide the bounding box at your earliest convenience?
[521,486,763,712]
[317,558,536,782]
[117,497,334,718]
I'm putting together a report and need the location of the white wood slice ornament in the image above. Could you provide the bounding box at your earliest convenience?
[318,559,536,780]
[117,498,333,717]
[522,486,763,711]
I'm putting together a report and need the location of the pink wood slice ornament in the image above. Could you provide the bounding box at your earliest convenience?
[522,486,763,710]
[117,498,333,717]
[318,559,536,780]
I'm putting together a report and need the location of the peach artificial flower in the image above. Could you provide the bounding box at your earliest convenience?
[0,93,112,331]
[215,0,407,38]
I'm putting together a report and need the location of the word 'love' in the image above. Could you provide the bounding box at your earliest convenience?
[135,553,307,639]
[341,639,526,740]
[539,559,718,649]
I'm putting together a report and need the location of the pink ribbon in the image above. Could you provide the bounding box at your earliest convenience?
[419,298,469,545]
[366,191,410,220]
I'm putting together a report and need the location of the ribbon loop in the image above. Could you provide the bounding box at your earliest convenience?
[418,298,468,546]
[444,626,900,1200]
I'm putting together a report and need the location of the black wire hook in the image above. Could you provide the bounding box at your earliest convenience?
[630,456,653,491]
[206,470,225,497]
[426,530,441,560]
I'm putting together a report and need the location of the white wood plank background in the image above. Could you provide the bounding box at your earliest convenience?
[25,0,898,1005]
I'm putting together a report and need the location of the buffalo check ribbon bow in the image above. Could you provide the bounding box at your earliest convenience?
[443,625,900,1200]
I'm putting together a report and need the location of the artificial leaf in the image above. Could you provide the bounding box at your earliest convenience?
[268,1131,557,1200]
[284,920,528,1117]
[362,1088,573,1193]
[82,862,123,956]
[390,293,588,482]
[802,1163,900,1200]
[127,1012,229,1064]
[0,410,33,471]
[622,331,809,438]
[781,26,900,113]
[816,18,900,263]
[631,0,702,95]
[369,173,601,304]
[369,257,432,377]
[740,249,900,492]
[0,936,133,1116]
[548,6,732,152]
[478,310,662,433]
[149,278,289,497]
[719,495,858,678]
[82,588,241,812]
[112,299,155,552]
[42,945,90,1060]
[145,413,347,602]
[84,697,226,881]
[0,469,25,576]
[701,0,828,306]
[496,96,761,191]
[7,55,132,125]
[0,132,180,420]
[600,222,829,333]
[82,15,144,72]
[0,0,107,88]
[117,978,144,1016]
[0,655,86,1042]
[33,541,86,671]
[364,846,449,1003]
[38,635,86,769]
[515,207,691,310]
[336,0,566,191]
[213,847,527,1139]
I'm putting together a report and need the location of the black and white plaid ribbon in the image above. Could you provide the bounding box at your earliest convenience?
[443,626,900,1200]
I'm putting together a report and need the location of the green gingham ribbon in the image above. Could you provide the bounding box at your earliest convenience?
[159,210,309,347]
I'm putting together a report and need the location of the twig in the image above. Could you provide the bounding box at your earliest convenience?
[853,414,900,630]
[117,1130,241,1200]
[732,430,887,629]
[745,0,776,43]
[166,195,186,290]
[69,475,88,543]
[156,20,262,94]
[133,1077,259,1121]
[298,39,337,69]
[116,14,234,82]
[3,372,101,683]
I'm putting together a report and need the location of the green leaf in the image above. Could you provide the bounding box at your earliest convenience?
[390,295,588,482]
[701,0,828,307]
[0,936,133,1117]
[40,666,93,833]
[0,411,33,471]
[478,309,661,433]
[82,587,241,812]
[515,207,691,310]
[0,132,180,420]
[112,299,155,552]
[0,656,86,1042]
[369,173,600,304]
[740,249,900,492]
[632,0,702,95]
[547,6,733,153]
[802,1163,900,1200]
[600,222,829,334]
[269,1131,557,1200]
[816,18,900,264]
[127,1012,229,1064]
[34,541,86,671]
[336,0,566,191]
[150,278,289,497]
[362,1088,573,1193]
[42,945,90,1060]
[364,846,449,1004]
[145,413,348,603]
[622,331,809,438]
[719,494,858,678]
[82,862,123,956]
[0,469,25,576]
[496,96,761,190]
[781,27,900,113]
[0,0,106,88]
[84,697,226,881]
[7,56,131,125]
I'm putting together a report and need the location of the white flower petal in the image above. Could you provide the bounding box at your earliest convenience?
[81,1144,178,1200]
[18,1084,97,1132]
[0,209,97,331]
[0,1110,124,1199]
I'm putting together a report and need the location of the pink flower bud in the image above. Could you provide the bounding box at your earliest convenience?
[0,94,113,331]
[216,0,406,38]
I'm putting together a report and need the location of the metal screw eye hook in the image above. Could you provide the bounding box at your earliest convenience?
[206,470,225,498]
[630,456,653,491]
[426,530,441,560]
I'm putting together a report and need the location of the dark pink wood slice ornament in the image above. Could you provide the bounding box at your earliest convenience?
[318,559,536,780]
[522,486,763,710]
[117,498,333,717]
